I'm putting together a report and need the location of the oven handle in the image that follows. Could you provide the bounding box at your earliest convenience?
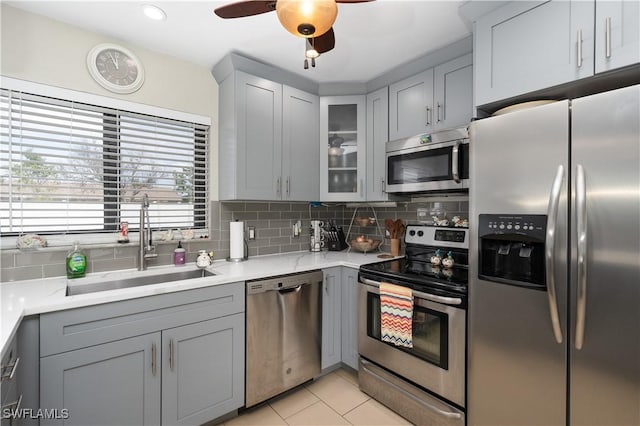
[360,358,462,420]
[359,277,462,306]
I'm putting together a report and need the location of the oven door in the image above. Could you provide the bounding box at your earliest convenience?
[358,278,466,407]
[386,140,469,193]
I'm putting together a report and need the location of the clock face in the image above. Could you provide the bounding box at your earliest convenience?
[87,44,144,94]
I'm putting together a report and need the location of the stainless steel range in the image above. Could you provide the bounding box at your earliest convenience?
[358,224,468,426]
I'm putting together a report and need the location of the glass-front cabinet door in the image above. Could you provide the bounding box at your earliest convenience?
[320,95,366,201]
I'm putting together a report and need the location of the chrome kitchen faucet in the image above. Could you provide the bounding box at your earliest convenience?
[138,193,157,270]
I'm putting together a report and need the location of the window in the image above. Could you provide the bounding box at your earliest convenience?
[0,89,209,235]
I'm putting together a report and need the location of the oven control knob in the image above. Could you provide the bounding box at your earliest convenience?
[417,230,424,237]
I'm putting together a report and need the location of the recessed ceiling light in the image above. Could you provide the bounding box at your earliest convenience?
[142,4,166,21]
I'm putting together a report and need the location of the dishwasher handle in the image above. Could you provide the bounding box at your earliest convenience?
[278,285,302,294]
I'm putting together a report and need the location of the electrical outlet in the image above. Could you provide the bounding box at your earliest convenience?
[248,226,256,240]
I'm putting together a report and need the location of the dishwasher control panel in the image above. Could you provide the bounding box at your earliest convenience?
[246,270,323,295]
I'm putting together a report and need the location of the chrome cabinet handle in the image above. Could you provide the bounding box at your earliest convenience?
[545,165,564,344]
[1,393,23,412]
[169,338,175,371]
[575,164,587,350]
[324,277,329,295]
[577,29,583,68]
[425,106,431,126]
[286,176,290,197]
[360,179,364,198]
[276,177,281,197]
[436,102,442,123]
[380,178,385,193]
[1,356,19,382]
[359,277,462,306]
[451,142,460,183]
[360,359,462,420]
[605,17,612,58]
[151,343,157,376]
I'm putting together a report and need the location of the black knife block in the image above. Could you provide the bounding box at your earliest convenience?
[328,227,349,251]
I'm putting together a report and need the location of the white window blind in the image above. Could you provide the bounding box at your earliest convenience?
[0,89,209,235]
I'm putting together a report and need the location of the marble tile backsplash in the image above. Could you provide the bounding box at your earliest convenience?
[1,198,468,282]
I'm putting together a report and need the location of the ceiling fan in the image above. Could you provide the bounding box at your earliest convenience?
[214,0,374,68]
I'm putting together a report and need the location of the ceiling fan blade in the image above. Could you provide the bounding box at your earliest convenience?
[335,0,375,3]
[214,1,276,19]
[313,28,335,54]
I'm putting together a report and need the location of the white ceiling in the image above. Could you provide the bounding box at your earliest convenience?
[7,0,473,83]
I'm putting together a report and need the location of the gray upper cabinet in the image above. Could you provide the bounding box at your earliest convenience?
[366,87,390,202]
[474,0,639,106]
[475,1,594,106]
[282,86,320,201]
[434,54,473,131]
[595,0,640,73]
[320,96,367,202]
[389,68,434,140]
[389,54,473,139]
[219,71,319,201]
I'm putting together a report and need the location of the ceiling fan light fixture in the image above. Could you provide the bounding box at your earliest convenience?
[305,39,320,59]
[276,0,337,38]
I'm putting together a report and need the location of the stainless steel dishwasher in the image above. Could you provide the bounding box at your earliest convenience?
[245,270,323,407]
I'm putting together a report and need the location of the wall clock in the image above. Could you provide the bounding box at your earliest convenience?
[87,43,145,94]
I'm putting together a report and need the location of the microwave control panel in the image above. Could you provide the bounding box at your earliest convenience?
[478,214,547,241]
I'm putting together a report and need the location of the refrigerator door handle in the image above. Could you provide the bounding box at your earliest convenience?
[575,164,587,350]
[546,165,564,344]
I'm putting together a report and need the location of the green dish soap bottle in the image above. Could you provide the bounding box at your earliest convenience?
[66,241,87,279]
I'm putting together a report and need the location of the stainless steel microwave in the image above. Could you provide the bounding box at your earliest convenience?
[386,127,469,193]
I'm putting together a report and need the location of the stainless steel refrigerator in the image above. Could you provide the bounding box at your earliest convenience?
[468,85,639,425]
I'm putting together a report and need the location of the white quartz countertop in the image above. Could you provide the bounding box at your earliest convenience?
[0,250,389,357]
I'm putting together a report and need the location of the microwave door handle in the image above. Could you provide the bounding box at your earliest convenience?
[546,165,564,344]
[575,164,587,350]
[359,277,462,306]
[451,142,461,183]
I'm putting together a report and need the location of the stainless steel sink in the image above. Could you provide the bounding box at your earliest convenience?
[66,269,216,296]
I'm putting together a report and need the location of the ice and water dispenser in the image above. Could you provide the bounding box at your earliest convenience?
[478,214,547,290]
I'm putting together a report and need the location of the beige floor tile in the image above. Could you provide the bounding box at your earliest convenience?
[284,401,350,426]
[334,368,359,386]
[344,399,413,426]
[269,387,320,419]
[225,404,287,426]
[305,372,370,415]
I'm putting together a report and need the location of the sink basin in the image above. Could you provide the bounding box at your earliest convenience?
[66,269,216,296]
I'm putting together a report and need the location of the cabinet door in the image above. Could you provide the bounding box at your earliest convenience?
[236,71,283,200]
[320,96,367,202]
[162,314,244,426]
[340,267,359,370]
[282,86,319,201]
[433,54,473,132]
[322,267,342,369]
[40,333,161,426]
[389,69,434,140]
[475,1,594,106]
[366,87,390,202]
[595,0,640,73]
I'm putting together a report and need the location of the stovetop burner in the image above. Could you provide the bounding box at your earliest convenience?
[359,224,469,296]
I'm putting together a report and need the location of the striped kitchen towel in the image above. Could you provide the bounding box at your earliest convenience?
[380,282,413,348]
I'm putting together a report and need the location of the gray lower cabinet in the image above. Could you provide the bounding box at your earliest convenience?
[162,314,244,426]
[1,337,19,426]
[340,267,359,370]
[321,267,342,369]
[40,333,162,426]
[39,283,245,426]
